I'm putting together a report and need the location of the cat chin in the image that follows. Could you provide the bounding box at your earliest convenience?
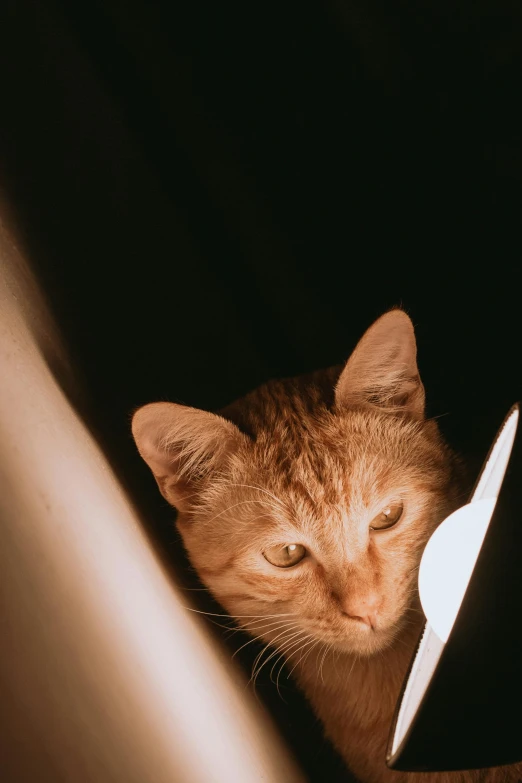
[332,627,397,657]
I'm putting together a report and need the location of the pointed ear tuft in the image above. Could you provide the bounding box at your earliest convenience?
[131,402,246,511]
[335,309,425,419]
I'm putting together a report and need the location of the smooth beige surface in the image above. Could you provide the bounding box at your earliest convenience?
[0,211,303,783]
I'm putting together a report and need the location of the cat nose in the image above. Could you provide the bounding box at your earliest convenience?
[341,595,380,630]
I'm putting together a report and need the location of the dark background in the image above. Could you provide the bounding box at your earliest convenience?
[1,1,521,780]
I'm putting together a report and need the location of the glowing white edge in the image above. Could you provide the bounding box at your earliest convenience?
[390,407,519,757]
[472,408,519,502]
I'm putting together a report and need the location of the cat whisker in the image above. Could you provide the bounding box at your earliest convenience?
[313,642,327,686]
[267,632,308,677]
[300,640,320,669]
[251,632,303,691]
[231,620,302,659]
[238,616,298,634]
[185,607,295,619]
[250,625,301,675]
[346,651,359,682]
[184,608,298,636]
[393,636,417,652]
[205,617,240,631]
[250,627,305,690]
[319,642,333,684]
[404,609,425,621]
[269,631,310,685]
[224,613,298,640]
[255,625,303,666]
[250,642,273,686]
[272,633,314,700]
[238,616,298,632]
[238,611,297,622]
[332,644,342,678]
[286,637,318,679]
[275,633,315,682]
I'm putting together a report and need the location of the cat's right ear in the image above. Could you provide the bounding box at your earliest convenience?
[335,309,425,419]
[131,402,246,512]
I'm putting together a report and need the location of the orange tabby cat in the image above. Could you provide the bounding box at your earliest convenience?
[132,310,521,783]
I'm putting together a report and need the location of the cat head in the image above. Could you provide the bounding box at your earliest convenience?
[132,310,459,656]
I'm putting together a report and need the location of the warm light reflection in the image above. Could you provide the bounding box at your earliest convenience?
[0,221,302,783]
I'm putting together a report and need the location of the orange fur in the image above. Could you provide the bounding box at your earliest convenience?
[132,311,521,783]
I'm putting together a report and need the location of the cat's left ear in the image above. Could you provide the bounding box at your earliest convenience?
[131,402,247,512]
[335,309,425,419]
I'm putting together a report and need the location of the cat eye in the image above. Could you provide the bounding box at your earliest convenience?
[370,502,404,531]
[263,543,307,568]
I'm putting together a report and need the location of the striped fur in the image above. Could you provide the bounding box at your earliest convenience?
[133,311,520,782]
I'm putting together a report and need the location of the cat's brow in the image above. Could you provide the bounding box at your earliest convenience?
[205,498,283,525]
[221,482,290,512]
